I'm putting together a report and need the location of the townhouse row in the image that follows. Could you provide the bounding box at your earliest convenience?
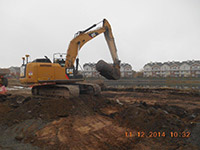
[143,60,200,77]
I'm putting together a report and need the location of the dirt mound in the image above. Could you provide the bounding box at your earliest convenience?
[0,94,118,126]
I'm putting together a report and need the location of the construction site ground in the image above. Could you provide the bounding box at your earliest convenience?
[0,80,200,150]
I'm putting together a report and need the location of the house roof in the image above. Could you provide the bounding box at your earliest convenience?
[83,63,96,68]
[144,60,200,68]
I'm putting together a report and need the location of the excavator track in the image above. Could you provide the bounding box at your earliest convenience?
[77,82,101,95]
[32,84,79,98]
[31,82,101,98]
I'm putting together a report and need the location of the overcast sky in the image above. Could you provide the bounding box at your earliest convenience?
[0,0,200,71]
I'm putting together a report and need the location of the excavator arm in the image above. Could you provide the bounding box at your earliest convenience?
[103,19,120,67]
[65,19,121,80]
[65,19,120,72]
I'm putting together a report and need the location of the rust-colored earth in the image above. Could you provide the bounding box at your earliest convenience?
[0,83,200,150]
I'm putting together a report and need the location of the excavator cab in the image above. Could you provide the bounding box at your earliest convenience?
[53,53,83,79]
[53,53,66,67]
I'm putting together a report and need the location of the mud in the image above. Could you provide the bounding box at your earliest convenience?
[0,85,200,150]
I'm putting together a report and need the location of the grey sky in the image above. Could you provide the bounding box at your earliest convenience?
[0,0,200,71]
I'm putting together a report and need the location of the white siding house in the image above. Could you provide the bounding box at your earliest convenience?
[161,64,170,77]
[144,64,152,77]
[180,63,190,77]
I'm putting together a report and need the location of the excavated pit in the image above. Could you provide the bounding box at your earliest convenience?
[0,84,200,150]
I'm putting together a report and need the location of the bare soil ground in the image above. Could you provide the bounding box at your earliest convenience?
[0,82,200,150]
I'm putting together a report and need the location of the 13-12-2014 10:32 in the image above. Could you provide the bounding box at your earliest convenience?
[125,131,190,138]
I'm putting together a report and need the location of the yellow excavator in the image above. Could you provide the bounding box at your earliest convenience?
[20,19,120,98]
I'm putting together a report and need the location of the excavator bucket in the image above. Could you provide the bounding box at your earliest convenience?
[96,60,120,80]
